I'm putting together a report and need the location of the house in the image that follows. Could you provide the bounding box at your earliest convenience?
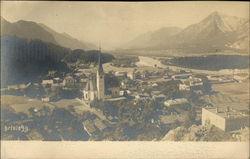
[202,107,249,132]
[119,90,128,96]
[41,80,54,88]
[151,91,161,96]
[120,81,126,88]
[41,97,50,102]
[179,77,203,91]
[164,98,189,107]
[47,71,57,78]
[42,80,54,85]
[115,71,127,77]
[171,74,192,80]
[63,76,75,87]
[179,83,191,91]
[127,71,135,80]
[152,83,158,87]
[53,77,61,83]
[107,87,120,97]
[7,84,28,90]
[207,75,223,84]
[152,94,166,101]
[189,77,203,86]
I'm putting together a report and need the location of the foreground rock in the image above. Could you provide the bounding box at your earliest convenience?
[161,124,239,141]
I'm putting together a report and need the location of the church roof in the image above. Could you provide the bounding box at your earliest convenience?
[85,75,97,91]
[85,81,94,91]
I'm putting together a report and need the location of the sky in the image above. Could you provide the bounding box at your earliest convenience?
[1,1,249,50]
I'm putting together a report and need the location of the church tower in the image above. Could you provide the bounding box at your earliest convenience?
[96,47,105,100]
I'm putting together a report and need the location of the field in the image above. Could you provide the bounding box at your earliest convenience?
[202,79,249,111]
[1,95,45,114]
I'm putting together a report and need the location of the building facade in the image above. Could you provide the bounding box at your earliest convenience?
[202,107,249,132]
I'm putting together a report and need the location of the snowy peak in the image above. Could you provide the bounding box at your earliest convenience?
[200,11,246,33]
[123,11,249,53]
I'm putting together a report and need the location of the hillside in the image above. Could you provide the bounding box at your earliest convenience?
[39,23,97,50]
[122,11,249,54]
[1,17,96,50]
[1,35,114,87]
[1,35,70,87]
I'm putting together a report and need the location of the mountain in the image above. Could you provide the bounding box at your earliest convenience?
[123,11,249,53]
[228,19,249,50]
[124,27,182,49]
[39,23,97,50]
[1,17,57,45]
[1,17,96,50]
[169,11,248,52]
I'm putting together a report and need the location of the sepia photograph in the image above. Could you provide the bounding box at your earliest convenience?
[1,1,249,158]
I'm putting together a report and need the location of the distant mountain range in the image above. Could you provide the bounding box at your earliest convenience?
[122,11,249,53]
[1,17,97,50]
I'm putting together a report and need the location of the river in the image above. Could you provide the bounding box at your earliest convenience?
[136,56,248,75]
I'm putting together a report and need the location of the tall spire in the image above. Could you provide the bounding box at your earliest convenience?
[97,44,104,74]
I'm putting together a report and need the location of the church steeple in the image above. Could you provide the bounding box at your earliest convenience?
[97,45,104,75]
[96,45,105,100]
[83,45,105,101]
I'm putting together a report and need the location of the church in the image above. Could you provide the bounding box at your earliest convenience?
[82,49,105,101]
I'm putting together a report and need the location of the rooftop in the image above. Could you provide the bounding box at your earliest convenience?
[203,107,249,119]
[164,98,189,106]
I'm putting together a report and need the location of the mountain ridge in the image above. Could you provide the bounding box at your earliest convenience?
[122,11,249,54]
[1,17,97,50]
[38,23,97,50]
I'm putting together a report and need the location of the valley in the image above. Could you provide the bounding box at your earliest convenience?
[1,7,249,142]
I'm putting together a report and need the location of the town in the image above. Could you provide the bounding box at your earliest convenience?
[1,49,249,141]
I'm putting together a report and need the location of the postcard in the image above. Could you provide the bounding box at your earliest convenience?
[1,1,249,159]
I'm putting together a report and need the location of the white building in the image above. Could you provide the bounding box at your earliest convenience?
[127,71,135,80]
[202,107,249,132]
